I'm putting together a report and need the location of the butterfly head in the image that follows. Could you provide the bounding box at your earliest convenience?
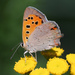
[20,42,25,48]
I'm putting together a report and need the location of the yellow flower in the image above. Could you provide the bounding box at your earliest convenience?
[14,56,37,74]
[52,47,64,56]
[70,64,75,75]
[66,53,75,64]
[47,57,69,75]
[41,47,64,60]
[41,49,57,60]
[30,67,50,75]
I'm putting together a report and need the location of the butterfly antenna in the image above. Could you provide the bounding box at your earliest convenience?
[11,42,21,51]
[10,44,21,60]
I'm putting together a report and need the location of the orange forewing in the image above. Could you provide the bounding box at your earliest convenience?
[22,14,43,44]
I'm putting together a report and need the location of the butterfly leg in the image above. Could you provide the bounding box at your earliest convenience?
[24,51,28,62]
[35,52,37,62]
[29,52,37,62]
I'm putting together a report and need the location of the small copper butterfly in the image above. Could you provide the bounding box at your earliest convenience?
[11,6,62,61]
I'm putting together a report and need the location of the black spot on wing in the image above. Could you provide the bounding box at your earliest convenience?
[39,17,42,19]
[35,21,38,25]
[26,37,28,39]
[32,21,34,24]
[26,31,29,34]
[41,20,43,23]
[51,28,54,30]
[51,26,58,30]
[28,17,30,19]
[54,26,58,28]
[31,17,33,19]
[26,25,30,28]
[24,19,27,21]
[35,15,42,19]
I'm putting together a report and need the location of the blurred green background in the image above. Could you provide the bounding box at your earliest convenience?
[0,0,75,75]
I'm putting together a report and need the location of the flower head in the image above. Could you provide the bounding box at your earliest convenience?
[47,57,69,75]
[52,47,64,56]
[41,47,64,60]
[70,64,75,75]
[66,53,75,64]
[41,49,57,60]
[30,67,50,75]
[14,56,37,74]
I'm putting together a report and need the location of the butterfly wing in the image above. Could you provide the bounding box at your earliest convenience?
[26,21,62,53]
[23,6,48,22]
[22,6,48,45]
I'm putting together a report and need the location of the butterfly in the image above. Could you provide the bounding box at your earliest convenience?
[20,6,63,60]
[11,6,62,61]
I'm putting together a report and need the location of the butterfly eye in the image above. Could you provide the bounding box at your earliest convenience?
[20,43,24,47]
[26,25,30,28]
[35,21,38,25]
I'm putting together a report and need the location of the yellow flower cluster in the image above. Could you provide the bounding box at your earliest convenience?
[52,47,64,56]
[13,47,75,75]
[66,53,75,75]
[47,57,69,75]
[14,56,37,74]
[41,47,64,60]
[30,67,50,75]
